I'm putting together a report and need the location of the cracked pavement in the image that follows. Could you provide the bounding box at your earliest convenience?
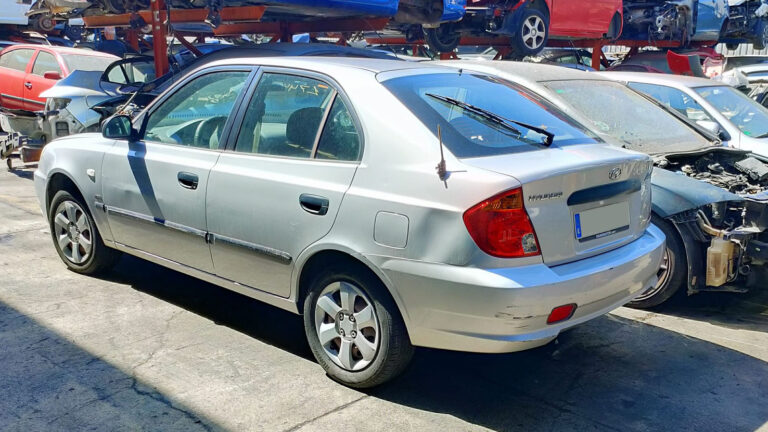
[1,167,767,431]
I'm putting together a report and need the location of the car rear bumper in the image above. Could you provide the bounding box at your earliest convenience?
[368,224,665,353]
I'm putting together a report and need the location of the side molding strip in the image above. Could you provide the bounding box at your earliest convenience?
[104,205,207,238]
[211,233,293,264]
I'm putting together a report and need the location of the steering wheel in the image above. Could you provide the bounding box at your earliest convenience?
[193,116,227,148]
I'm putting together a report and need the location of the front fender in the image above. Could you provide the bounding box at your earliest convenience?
[651,167,741,218]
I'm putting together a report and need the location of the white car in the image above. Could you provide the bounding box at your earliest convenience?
[601,71,768,158]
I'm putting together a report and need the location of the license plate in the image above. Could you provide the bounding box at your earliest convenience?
[574,201,630,241]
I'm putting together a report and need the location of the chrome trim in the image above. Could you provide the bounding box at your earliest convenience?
[104,205,207,238]
[1,93,44,105]
[211,233,293,264]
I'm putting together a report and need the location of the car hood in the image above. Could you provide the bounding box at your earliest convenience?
[39,70,120,98]
[651,167,742,217]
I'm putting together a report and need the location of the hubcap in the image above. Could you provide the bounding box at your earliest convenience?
[634,247,673,302]
[314,281,380,371]
[522,16,546,50]
[53,200,92,265]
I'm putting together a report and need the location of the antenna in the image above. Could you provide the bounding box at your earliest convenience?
[436,124,448,187]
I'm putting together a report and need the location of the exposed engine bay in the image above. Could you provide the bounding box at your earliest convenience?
[654,148,768,290]
[655,149,768,195]
[623,0,694,42]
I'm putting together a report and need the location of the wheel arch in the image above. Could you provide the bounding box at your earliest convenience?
[293,245,412,336]
[654,211,704,296]
[46,170,86,216]
[528,0,550,17]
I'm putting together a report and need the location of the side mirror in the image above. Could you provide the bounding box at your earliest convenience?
[43,71,62,80]
[696,120,729,141]
[102,115,135,140]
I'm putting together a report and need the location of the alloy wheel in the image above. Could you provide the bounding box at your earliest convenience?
[314,281,380,371]
[522,16,546,50]
[634,247,673,302]
[53,200,93,265]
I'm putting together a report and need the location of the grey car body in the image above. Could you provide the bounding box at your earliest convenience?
[34,57,663,386]
[441,60,768,306]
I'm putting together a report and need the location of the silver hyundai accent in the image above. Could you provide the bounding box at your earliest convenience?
[34,57,665,388]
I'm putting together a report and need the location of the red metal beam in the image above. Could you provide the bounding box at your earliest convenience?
[151,0,169,76]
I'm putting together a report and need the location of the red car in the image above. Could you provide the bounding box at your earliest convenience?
[424,0,623,56]
[0,45,117,111]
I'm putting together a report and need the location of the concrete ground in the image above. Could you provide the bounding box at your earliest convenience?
[1,166,767,432]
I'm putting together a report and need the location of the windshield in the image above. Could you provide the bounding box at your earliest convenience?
[63,54,115,73]
[694,85,768,138]
[542,80,713,153]
[382,73,599,158]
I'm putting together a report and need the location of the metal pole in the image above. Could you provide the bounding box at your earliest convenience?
[151,0,169,76]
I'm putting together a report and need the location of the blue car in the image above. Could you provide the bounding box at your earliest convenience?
[622,0,729,43]
[722,0,768,50]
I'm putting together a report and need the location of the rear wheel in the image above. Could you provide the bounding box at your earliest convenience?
[49,190,121,275]
[424,24,461,53]
[303,265,413,388]
[628,216,686,309]
[512,8,549,56]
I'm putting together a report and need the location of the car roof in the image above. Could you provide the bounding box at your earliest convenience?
[435,60,606,82]
[595,71,724,88]
[3,44,118,58]
[202,56,450,76]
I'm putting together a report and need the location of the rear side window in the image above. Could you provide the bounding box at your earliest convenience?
[316,97,361,160]
[32,51,62,76]
[0,49,35,72]
[627,82,715,123]
[382,73,599,158]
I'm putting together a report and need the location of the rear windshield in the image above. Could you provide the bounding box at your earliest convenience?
[62,54,115,73]
[381,72,599,158]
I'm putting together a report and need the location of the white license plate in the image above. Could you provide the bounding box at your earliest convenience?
[574,201,630,241]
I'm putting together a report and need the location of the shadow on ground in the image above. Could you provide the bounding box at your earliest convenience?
[98,255,768,431]
[0,300,217,431]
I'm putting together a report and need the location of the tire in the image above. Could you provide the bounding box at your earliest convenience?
[606,12,622,40]
[627,216,687,309]
[725,42,739,51]
[48,190,121,275]
[303,265,413,388]
[511,8,549,56]
[423,24,460,53]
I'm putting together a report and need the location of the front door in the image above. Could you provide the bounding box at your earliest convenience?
[0,48,35,110]
[23,49,62,111]
[101,68,253,272]
[206,71,362,297]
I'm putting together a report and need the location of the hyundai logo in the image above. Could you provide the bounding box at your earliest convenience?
[609,167,622,180]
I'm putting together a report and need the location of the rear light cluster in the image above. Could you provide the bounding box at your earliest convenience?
[463,188,540,258]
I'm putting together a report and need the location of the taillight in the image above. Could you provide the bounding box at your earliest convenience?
[463,188,541,258]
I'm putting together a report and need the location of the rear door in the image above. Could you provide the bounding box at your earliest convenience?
[101,67,254,272]
[0,48,35,110]
[206,69,361,297]
[23,49,62,110]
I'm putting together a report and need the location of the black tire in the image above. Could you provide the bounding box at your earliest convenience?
[725,42,739,51]
[303,265,413,388]
[511,8,549,56]
[606,12,622,40]
[48,190,121,275]
[423,24,460,53]
[627,216,687,309]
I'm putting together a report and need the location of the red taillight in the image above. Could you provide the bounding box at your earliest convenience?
[547,304,577,324]
[463,188,541,258]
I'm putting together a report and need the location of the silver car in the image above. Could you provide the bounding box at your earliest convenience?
[34,57,664,387]
[600,71,768,158]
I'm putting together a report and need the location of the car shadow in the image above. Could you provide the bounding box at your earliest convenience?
[99,255,768,432]
[7,166,35,180]
[0,300,216,431]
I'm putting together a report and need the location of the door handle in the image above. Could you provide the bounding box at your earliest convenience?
[299,194,329,215]
[177,172,199,190]
[24,82,32,89]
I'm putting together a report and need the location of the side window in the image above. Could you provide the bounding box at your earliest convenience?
[0,49,35,72]
[144,71,249,149]
[629,82,715,122]
[233,73,333,157]
[32,51,62,76]
[316,97,361,161]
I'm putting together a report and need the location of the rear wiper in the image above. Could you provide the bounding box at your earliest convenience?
[426,93,555,146]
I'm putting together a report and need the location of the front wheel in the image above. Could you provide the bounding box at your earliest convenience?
[49,190,121,275]
[627,216,686,309]
[423,24,461,53]
[303,266,413,388]
[511,8,549,56]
